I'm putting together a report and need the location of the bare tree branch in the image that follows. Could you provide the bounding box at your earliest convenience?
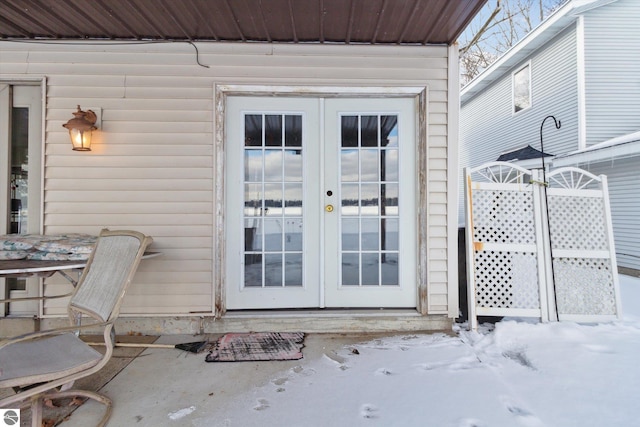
[460,0,502,55]
[459,0,566,86]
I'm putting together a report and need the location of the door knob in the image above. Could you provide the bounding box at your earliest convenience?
[325,204,334,213]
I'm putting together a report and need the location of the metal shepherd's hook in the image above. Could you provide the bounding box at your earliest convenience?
[539,115,561,181]
[539,114,561,321]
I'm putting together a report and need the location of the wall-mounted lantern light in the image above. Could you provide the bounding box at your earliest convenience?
[63,105,97,151]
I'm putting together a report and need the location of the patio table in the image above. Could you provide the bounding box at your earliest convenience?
[0,252,161,285]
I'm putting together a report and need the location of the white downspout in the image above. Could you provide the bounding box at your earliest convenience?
[447,43,461,318]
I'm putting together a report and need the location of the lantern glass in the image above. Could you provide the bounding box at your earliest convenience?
[63,105,97,151]
[70,128,92,151]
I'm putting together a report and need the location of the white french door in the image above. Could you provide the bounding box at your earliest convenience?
[323,98,416,307]
[226,97,321,309]
[225,96,416,310]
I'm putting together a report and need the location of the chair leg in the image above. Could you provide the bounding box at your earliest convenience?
[50,389,113,427]
[30,396,43,427]
[4,388,113,427]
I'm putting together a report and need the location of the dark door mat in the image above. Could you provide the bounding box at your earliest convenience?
[205,332,305,362]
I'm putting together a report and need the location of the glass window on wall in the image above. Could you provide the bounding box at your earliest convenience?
[513,63,531,113]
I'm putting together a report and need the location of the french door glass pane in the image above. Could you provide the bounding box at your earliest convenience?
[285,115,302,147]
[383,218,399,251]
[384,149,399,181]
[361,253,380,286]
[284,150,302,181]
[8,107,29,291]
[243,113,303,288]
[10,107,28,235]
[339,114,400,287]
[341,218,359,251]
[264,150,283,181]
[381,253,399,286]
[360,116,378,147]
[264,219,283,251]
[342,253,359,286]
[244,115,262,146]
[265,254,283,287]
[382,183,399,215]
[361,149,379,180]
[341,116,358,147]
[264,183,282,215]
[360,184,379,216]
[285,253,303,286]
[265,115,282,146]
[284,218,303,251]
[341,149,358,182]
[284,184,302,215]
[361,218,379,251]
[244,184,262,215]
[341,184,359,214]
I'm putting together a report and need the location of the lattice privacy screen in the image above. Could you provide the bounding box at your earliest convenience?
[465,163,621,330]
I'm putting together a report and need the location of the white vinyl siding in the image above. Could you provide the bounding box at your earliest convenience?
[579,157,640,271]
[0,41,452,316]
[583,0,640,146]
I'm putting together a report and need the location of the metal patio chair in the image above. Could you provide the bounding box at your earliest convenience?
[0,229,152,427]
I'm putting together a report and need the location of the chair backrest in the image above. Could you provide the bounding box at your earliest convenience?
[69,229,152,323]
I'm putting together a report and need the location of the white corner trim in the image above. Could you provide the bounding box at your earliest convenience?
[447,44,460,318]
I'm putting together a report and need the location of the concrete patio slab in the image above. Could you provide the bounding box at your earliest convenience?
[58,333,391,426]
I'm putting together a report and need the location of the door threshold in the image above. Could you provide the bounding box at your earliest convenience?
[224,308,422,319]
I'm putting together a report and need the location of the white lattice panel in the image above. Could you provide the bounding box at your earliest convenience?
[553,258,617,316]
[474,251,539,309]
[547,195,608,251]
[472,190,536,245]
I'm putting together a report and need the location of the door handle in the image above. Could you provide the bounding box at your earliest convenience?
[325,204,334,213]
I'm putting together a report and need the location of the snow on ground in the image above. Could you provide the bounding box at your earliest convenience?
[197,275,640,427]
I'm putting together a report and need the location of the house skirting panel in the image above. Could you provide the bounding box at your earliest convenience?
[1,314,453,337]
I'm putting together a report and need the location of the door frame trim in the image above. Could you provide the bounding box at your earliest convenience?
[0,78,46,318]
[213,84,429,318]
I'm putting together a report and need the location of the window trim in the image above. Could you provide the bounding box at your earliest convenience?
[512,61,532,115]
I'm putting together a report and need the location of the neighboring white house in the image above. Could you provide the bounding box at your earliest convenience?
[0,0,487,334]
[460,0,640,274]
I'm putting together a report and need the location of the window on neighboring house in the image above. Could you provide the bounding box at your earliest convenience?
[513,63,531,113]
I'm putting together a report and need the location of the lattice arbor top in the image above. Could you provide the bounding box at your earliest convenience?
[464,163,621,330]
[468,161,532,185]
[547,167,602,190]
